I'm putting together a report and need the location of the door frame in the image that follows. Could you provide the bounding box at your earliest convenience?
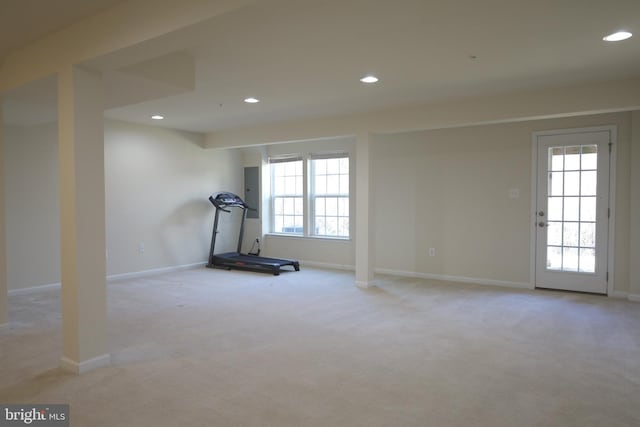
[529,125,617,296]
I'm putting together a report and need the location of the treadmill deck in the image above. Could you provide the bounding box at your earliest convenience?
[208,252,300,275]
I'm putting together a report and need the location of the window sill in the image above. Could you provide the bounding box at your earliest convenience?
[265,233,352,243]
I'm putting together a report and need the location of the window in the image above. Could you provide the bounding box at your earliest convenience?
[311,155,349,237]
[271,157,304,234]
[269,153,350,238]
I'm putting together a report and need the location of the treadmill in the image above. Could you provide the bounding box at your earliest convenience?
[206,192,300,275]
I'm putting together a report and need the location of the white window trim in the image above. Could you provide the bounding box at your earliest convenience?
[269,156,305,236]
[309,153,350,238]
[268,152,350,239]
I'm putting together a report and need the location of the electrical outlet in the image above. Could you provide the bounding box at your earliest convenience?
[428,248,436,257]
[138,242,145,254]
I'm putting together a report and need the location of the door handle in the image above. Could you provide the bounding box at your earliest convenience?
[538,221,549,227]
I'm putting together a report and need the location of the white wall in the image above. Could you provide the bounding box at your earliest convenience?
[3,119,243,290]
[104,120,242,275]
[373,112,632,292]
[4,123,60,290]
[240,137,356,268]
[630,111,640,300]
[4,113,636,294]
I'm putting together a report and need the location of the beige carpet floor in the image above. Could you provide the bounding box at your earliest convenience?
[1,267,639,426]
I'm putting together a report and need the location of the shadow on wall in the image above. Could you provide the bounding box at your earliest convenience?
[159,198,214,264]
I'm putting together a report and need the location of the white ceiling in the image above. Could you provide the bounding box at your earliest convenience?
[0,0,125,63]
[2,0,640,133]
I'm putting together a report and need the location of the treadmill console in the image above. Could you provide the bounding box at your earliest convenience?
[209,192,249,210]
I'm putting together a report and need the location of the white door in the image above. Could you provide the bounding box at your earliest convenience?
[534,128,612,294]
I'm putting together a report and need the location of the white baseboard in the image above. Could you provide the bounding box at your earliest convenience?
[374,268,532,290]
[355,280,375,289]
[7,262,207,295]
[8,282,61,296]
[60,354,111,374]
[628,294,640,302]
[610,291,629,299]
[300,260,355,271]
[107,262,206,282]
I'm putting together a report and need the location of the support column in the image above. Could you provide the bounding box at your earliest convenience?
[0,104,8,326]
[629,111,640,301]
[355,132,375,288]
[58,65,110,373]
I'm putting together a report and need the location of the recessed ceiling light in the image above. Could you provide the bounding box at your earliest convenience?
[360,75,379,84]
[151,115,164,120]
[603,31,632,42]
[244,97,260,103]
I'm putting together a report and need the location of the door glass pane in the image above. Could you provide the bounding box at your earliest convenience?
[563,222,579,247]
[580,223,596,248]
[581,171,597,196]
[581,145,597,170]
[564,172,580,196]
[544,144,599,274]
[550,147,564,171]
[548,197,563,221]
[549,172,564,196]
[563,247,579,271]
[563,197,579,221]
[580,197,596,221]
[547,246,562,270]
[564,146,580,170]
[579,248,596,273]
[547,222,562,246]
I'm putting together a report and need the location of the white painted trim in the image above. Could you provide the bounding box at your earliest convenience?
[106,262,206,282]
[8,282,61,296]
[530,133,539,289]
[375,268,531,290]
[300,260,355,271]
[60,354,111,374]
[606,126,617,297]
[628,294,640,303]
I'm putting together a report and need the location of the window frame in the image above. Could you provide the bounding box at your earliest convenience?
[268,152,350,239]
[309,154,350,239]
[269,156,305,236]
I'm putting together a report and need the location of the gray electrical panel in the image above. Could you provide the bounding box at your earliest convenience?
[244,166,259,219]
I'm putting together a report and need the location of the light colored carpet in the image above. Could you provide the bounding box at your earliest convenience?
[1,267,639,426]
